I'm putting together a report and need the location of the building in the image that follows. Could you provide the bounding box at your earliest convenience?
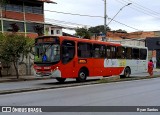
[0,0,56,76]
[45,24,63,36]
[0,0,55,38]
[146,37,160,68]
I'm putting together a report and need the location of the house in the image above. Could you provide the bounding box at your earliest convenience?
[45,24,63,36]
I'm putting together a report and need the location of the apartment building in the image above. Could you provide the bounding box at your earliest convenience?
[0,0,55,38]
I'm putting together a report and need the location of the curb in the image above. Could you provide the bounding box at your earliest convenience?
[0,81,99,95]
[0,75,160,95]
[0,77,51,83]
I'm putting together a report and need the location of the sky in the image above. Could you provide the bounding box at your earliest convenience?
[44,0,160,34]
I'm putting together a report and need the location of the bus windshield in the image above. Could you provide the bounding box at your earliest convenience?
[34,43,60,63]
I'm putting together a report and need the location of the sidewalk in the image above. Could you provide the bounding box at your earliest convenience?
[153,68,160,72]
[0,69,160,83]
[0,75,40,83]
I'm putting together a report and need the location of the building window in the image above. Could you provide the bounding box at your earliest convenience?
[26,23,44,33]
[3,1,23,12]
[51,30,54,35]
[3,20,24,32]
[56,30,60,34]
[25,2,43,14]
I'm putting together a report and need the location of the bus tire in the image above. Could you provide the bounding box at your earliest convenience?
[76,69,87,82]
[56,78,66,83]
[123,67,131,78]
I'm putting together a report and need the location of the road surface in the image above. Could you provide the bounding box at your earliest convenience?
[0,77,160,115]
[0,71,160,92]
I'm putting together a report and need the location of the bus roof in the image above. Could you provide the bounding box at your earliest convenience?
[60,36,122,46]
[35,35,147,48]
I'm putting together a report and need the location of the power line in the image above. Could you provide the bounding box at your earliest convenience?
[45,9,140,31]
[127,0,160,15]
[108,17,141,31]
[44,10,104,18]
[45,17,141,31]
[115,0,160,19]
[45,18,91,27]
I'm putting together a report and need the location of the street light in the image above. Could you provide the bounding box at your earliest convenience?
[107,3,132,26]
[104,2,132,41]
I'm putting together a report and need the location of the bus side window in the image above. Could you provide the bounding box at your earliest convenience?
[78,42,92,58]
[93,44,105,58]
[117,46,126,59]
[62,40,75,64]
[100,45,106,58]
[126,47,132,59]
[140,49,147,60]
[111,46,116,59]
[93,44,100,58]
[106,46,111,59]
[132,48,140,59]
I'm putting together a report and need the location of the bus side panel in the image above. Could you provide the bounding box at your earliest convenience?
[60,59,77,78]
[125,59,147,74]
[104,59,125,76]
[138,60,147,73]
[75,58,94,77]
[92,59,112,76]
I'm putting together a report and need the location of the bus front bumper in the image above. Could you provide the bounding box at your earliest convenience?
[34,68,61,78]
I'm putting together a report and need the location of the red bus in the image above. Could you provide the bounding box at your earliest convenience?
[34,36,148,82]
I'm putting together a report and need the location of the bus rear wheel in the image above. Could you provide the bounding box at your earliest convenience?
[76,69,87,82]
[56,78,66,83]
[123,67,131,78]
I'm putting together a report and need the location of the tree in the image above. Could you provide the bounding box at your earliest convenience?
[0,33,34,79]
[114,29,127,33]
[75,25,111,39]
[88,25,110,35]
[75,27,91,39]
[34,25,44,36]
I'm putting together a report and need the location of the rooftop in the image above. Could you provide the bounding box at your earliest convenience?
[36,0,56,3]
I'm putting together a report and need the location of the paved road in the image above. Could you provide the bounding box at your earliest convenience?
[0,71,160,92]
[0,77,160,115]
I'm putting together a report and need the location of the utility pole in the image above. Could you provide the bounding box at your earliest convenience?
[104,0,107,41]
[0,0,4,33]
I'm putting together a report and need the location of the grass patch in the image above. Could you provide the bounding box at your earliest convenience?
[98,75,160,84]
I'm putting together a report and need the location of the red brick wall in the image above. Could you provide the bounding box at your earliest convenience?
[2,11,24,20]
[25,13,44,22]
[27,33,38,39]
[2,11,44,22]
[106,31,156,40]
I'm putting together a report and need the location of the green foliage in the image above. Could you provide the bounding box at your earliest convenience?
[88,25,110,35]
[113,29,127,33]
[75,27,91,39]
[0,33,34,78]
[75,25,111,39]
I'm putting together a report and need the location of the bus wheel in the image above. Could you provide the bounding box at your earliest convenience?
[123,67,131,78]
[76,69,87,82]
[56,78,66,83]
